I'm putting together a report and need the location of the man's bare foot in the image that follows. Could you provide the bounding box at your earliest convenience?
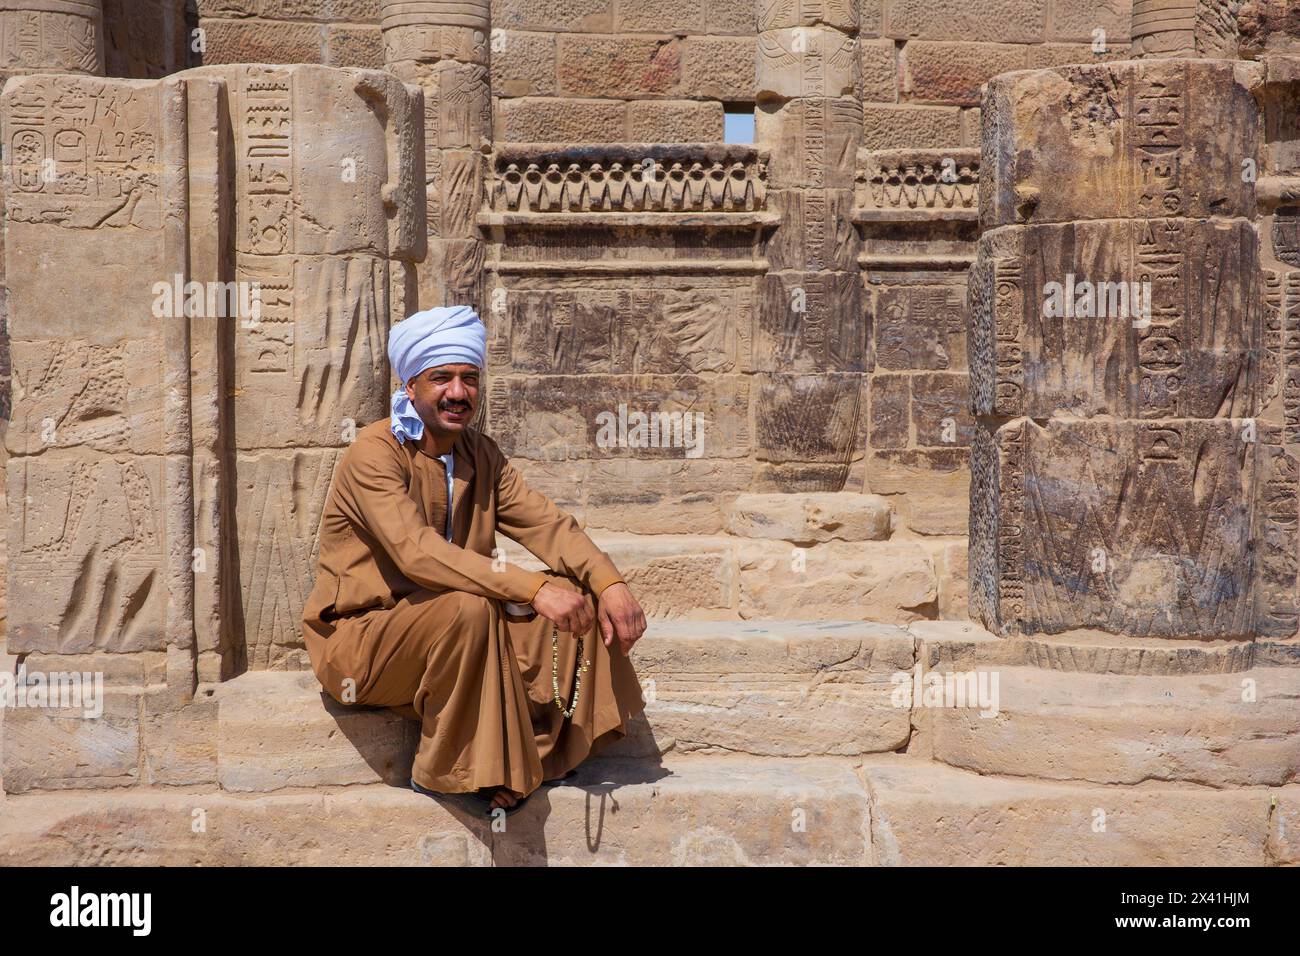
[484,787,523,812]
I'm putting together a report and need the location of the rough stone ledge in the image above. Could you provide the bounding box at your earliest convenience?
[2,754,1296,866]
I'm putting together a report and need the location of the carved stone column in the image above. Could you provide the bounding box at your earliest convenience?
[1,64,426,792]
[1131,0,1244,58]
[752,0,865,491]
[380,0,491,313]
[0,0,104,76]
[970,59,1268,638]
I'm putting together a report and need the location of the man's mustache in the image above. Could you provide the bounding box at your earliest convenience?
[439,400,471,411]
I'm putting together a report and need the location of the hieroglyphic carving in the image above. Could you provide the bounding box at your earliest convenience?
[491,282,755,375]
[0,0,103,76]
[1258,426,1300,637]
[973,418,1258,637]
[380,0,490,67]
[3,73,182,661]
[981,60,1256,227]
[755,28,858,100]
[235,449,339,669]
[196,64,420,666]
[1132,0,1244,59]
[4,76,160,229]
[873,286,966,372]
[8,454,164,652]
[969,219,1259,420]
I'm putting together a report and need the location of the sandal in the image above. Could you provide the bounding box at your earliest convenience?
[541,769,578,787]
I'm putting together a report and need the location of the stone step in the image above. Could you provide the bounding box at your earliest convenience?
[0,756,873,866]
[914,663,1300,788]
[859,756,1299,867]
[213,621,921,792]
[0,754,1295,865]
[911,621,1261,675]
[495,529,940,623]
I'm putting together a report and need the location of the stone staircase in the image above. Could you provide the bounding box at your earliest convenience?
[2,618,1298,865]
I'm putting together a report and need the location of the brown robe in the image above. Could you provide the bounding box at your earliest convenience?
[302,419,645,797]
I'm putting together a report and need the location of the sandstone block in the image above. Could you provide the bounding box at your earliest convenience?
[325,24,383,68]
[871,284,967,371]
[605,621,914,758]
[0,0,104,75]
[756,28,859,101]
[491,0,613,34]
[970,417,1258,637]
[861,103,961,150]
[556,35,681,99]
[738,539,936,622]
[724,492,892,542]
[758,271,865,372]
[490,282,755,376]
[626,99,723,142]
[859,37,897,102]
[488,373,750,463]
[765,189,858,272]
[201,17,325,65]
[925,665,1300,788]
[491,30,556,98]
[496,96,626,142]
[863,756,1278,866]
[901,41,1026,107]
[981,59,1258,227]
[754,372,865,467]
[681,35,755,102]
[757,96,861,189]
[883,0,1047,43]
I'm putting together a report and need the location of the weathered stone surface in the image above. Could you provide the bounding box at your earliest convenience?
[0,757,872,866]
[756,28,859,100]
[981,59,1258,227]
[626,99,723,142]
[506,532,740,619]
[863,756,1284,866]
[488,373,750,462]
[970,417,1258,638]
[1133,0,1243,58]
[882,0,1047,44]
[681,35,754,102]
[924,665,1300,788]
[969,219,1261,420]
[556,34,681,98]
[495,96,626,142]
[862,103,961,149]
[201,17,325,65]
[0,0,104,75]
[872,285,968,371]
[379,0,489,67]
[491,30,556,97]
[3,689,140,793]
[724,492,892,542]
[900,41,1026,107]
[757,96,861,189]
[488,281,755,375]
[738,539,936,622]
[216,671,419,791]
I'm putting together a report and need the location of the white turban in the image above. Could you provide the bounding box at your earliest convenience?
[387,305,486,444]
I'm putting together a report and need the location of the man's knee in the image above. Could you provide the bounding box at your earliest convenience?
[446,591,494,634]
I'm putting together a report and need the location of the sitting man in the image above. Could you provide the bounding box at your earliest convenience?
[303,305,648,816]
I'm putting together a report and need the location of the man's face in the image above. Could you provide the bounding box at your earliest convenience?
[405,363,479,436]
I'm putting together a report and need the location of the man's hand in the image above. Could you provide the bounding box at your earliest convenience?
[531,582,595,635]
[597,582,647,654]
